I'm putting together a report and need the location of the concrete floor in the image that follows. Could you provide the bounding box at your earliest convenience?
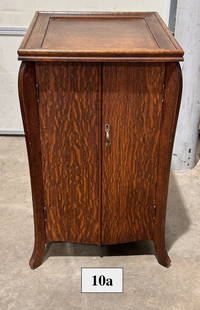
[0,136,200,310]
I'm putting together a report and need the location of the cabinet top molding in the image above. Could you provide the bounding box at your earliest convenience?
[18,11,184,62]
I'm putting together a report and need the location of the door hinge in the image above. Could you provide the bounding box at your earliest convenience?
[43,206,47,222]
[161,82,166,104]
[153,204,157,220]
[36,83,39,103]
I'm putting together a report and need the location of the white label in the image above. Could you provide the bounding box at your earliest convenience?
[81,268,123,293]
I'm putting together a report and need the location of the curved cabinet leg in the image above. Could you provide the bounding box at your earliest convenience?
[29,240,46,269]
[18,62,46,269]
[153,231,171,268]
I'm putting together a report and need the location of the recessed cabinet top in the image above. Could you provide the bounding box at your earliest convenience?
[18,11,184,62]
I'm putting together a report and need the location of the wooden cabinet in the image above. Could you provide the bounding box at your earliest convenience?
[18,11,184,269]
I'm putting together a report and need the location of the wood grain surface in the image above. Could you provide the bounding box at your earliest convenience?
[18,62,46,269]
[18,12,184,269]
[153,63,182,266]
[36,62,101,244]
[102,63,165,244]
[42,17,159,50]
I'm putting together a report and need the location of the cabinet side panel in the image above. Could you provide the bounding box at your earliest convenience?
[102,63,165,244]
[18,62,46,268]
[154,63,182,244]
[36,62,101,244]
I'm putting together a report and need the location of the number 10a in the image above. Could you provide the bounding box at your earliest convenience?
[92,275,113,286]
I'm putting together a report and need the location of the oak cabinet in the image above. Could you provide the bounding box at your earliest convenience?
[18,11,183,269]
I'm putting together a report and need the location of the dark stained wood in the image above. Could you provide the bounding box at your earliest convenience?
[154,13,182,51]
[145,13,181,50]
[25,14,51,49]
[36,62,101,244]
[18,12,184,269]
[18,11,184,62]
[18,62,46,269]
[18,56,184,63]
[102,63,165,245]
[153,63,182,267]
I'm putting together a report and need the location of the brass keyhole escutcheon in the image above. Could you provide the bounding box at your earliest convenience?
[105,124,111,146]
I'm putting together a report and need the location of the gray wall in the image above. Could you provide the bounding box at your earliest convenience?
[172,0,200,169]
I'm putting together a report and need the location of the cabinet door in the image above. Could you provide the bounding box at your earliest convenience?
[36,63,101,244]
[102,63,165,244]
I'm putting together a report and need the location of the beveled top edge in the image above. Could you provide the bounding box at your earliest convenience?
[36,10,157,15]
[18,11,184,62]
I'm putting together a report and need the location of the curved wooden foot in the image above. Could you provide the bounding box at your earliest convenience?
[153,238,171,268]
[156,251,171,268]
[29,241,46,269]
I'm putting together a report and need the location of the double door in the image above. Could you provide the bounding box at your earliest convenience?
[36,62,165,245]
